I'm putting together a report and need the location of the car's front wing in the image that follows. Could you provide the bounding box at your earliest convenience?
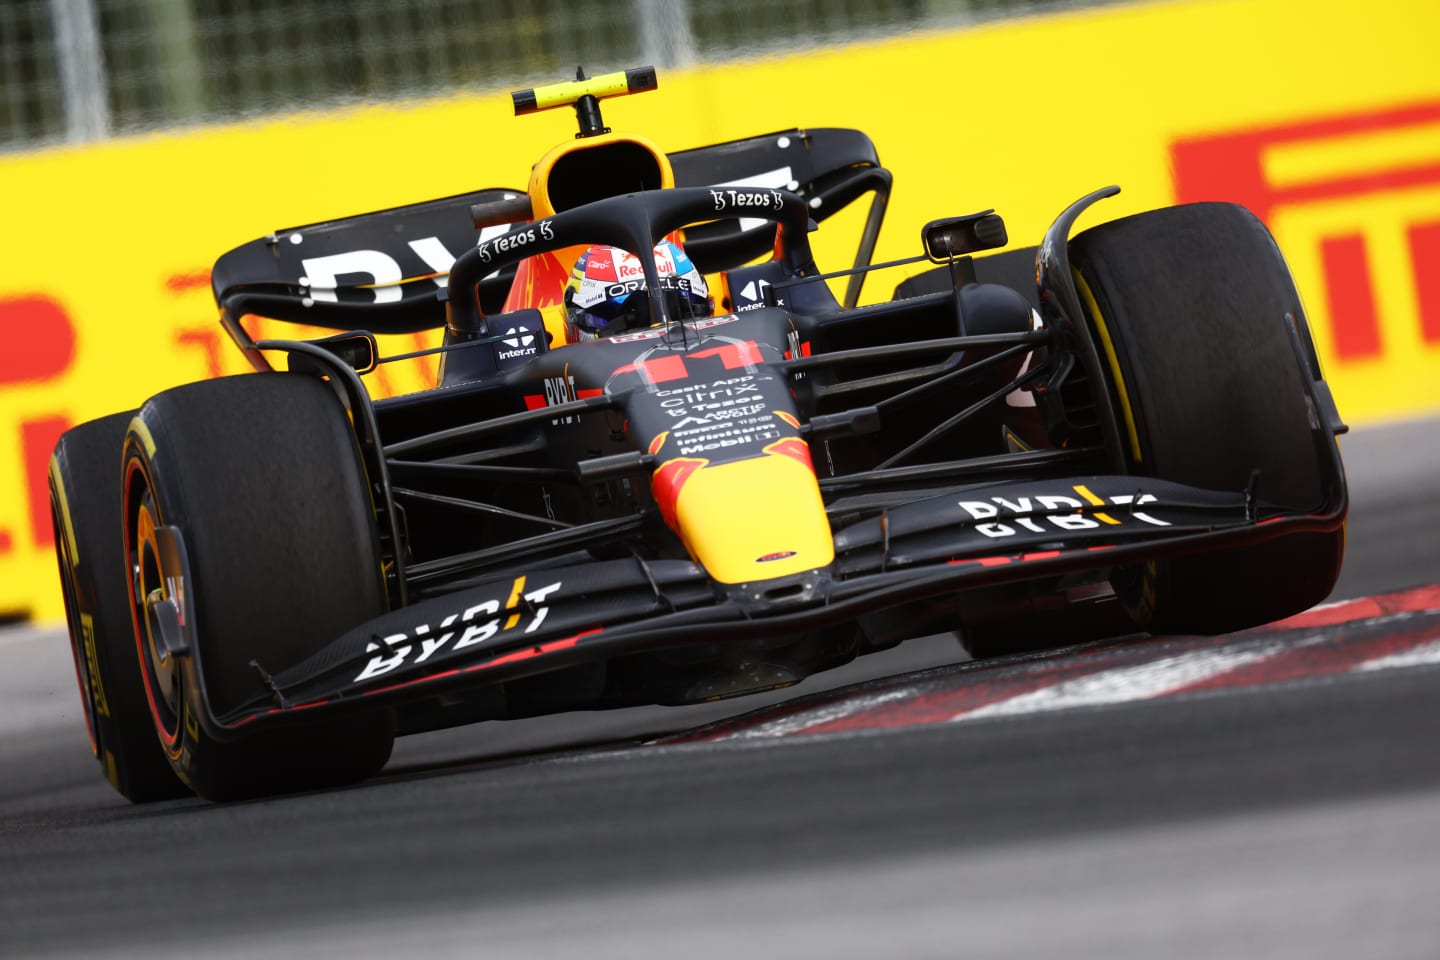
[209,473,1344,736]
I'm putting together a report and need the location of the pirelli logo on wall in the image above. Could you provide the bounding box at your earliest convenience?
[1172,102,1440,370]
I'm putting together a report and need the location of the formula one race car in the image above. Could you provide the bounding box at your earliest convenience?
[50,68,1347,802]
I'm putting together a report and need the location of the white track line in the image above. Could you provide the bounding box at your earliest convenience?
[717,688,916,740]
[1354,638,1440,673]
[952,643,1285,722]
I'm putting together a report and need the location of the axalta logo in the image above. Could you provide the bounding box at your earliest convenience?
[1172,101,1440,366]
[958,487,1170,540]
[353,577,562,683]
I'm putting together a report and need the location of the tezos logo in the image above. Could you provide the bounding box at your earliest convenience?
[478,219,555,264]
[710,189,784,212]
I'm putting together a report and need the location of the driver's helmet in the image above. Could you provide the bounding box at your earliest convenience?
[563,239,712,342]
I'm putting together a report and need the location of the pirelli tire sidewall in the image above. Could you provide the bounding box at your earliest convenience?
[1070,201,1345,635]
[122,373,394,801]
[50,411,189,803]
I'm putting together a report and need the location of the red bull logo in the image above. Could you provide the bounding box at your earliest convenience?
[651,457,707,532]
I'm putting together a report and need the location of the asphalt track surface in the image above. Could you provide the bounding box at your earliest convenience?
[3,417,1439,959]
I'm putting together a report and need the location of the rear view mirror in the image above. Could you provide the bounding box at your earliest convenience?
[311,331,378,374]
[923,212,1008,262]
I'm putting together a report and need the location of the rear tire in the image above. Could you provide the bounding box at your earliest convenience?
[1070,202,1344,635]
[50,413,189,802]
[123,374,394,801]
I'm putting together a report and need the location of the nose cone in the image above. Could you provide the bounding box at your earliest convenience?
[653,439,834,584]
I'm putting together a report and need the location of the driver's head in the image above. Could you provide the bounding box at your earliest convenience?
[563,239,712,342]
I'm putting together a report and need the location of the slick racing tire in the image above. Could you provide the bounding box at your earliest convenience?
[123,374,394,802]
[50,412,189,802]
[1070,202,1344,635]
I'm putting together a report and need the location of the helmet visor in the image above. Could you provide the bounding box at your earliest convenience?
[569,277,710,338]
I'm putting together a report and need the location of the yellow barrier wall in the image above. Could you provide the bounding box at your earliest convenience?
[3,0,1437,621]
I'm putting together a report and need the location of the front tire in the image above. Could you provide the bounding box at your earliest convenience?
[50,413,189,802]
[1070,202,1345,634]
[123,373,395,801]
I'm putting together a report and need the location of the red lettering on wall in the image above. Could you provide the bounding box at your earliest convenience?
[1172,101,1440,363]
[0,296,76,384]
[176,328,225,379]
[170,272,222,379]
[1172,102,1440,221]
[1409,221,1440,346]
[22,416,69,550]
[1319,235,1382,360]
[0,529,12,555]
[165,270,211,294]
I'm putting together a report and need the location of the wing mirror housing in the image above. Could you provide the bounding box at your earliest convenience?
[310,331,378,374]
[922,211,1008,262]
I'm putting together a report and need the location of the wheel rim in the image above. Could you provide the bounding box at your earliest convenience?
[123,460,183,752]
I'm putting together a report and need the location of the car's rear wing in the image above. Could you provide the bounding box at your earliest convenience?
[209,127,890,335]
[671,127,890,303]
